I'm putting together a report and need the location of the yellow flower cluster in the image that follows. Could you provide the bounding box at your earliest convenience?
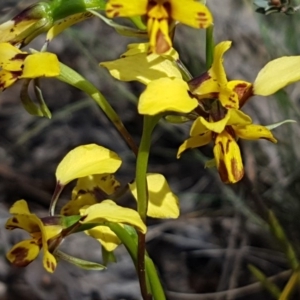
[2,0,300,277]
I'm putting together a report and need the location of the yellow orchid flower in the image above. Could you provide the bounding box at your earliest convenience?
[61,172,179,250]
[80,200,147,252]
[106,0,212,54]
[101,42,198,115]
[0,2,95,48]
[191,41,300,109]
[61,174,121,216]
[0,42,60,91]
[55,144,146,252]
[6,200,63,273]
[177,107,277,184]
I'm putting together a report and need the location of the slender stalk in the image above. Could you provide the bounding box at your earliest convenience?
[57,63,138,155]
[205,24,215,69]
[145,255,166,300]
[136,116,160,220]
[49,183,64,216]
[108,223,166,299]
[138,232,152,300]
[135,115,160,299]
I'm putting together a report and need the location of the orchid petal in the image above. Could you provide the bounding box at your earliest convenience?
[213,131,244,183]
[254,56,300,96]
[177,132,212,158]
[56,144,122,185]
[138,77,197,115]
[129,173,179,219]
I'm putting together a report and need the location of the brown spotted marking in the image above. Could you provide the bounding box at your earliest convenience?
[231,158,244,182]
[50,261,55,272]
[225,139,231,154]
[107,4,123,18]
[188,72,211,91]
[218,159,229,183]
[155,29,170,54]
[196,12,209,28]
[12,217,19,223]
[218,141,225,155]
[46,259,51,269]
[10,246,31,267]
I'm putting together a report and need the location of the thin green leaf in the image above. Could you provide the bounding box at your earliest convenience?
[34,83,52,118]
[55,250,106,270]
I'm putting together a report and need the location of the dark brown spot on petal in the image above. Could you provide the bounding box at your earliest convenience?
[10,247,31,267]
[106,10,120,17]
[12,217,19,223]
[228,98,236,104]
[155,29,171,54]
[231,158,244,182]
[218,159,229,183]
[111,4,122,8]
[218,141,225,155]
[10,70,23,78]
[12,4,39,24]
[50,261,55,272]
[225,139,231,154]
[188,72,211,92]
[239,85,254,108]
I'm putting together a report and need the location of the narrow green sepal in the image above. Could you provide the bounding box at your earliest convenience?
[61,215,82,228]
[266,119,296,130]
[88,10,148,38]
[34,83,52,118]
[101,246,117,266]
[55,249,106,270]
[20,79,46,117]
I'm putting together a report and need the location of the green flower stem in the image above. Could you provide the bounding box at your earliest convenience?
[108,223,166,300]
[135,115,161,299]
[57,63,138,155]
[205,24,215,69]
[136,115,160,220]
[145,255,166,300]
[49,0,106,21]
[135,115,160,299]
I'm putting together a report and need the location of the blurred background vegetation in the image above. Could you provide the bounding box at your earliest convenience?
[1,0,300,299]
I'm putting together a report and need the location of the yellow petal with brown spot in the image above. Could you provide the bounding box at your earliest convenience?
[213,131,244,184]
